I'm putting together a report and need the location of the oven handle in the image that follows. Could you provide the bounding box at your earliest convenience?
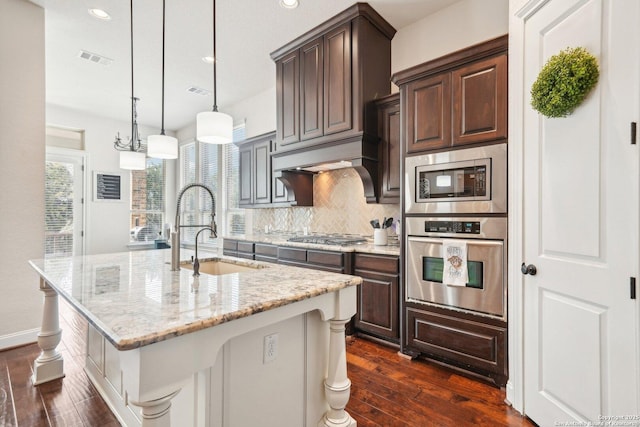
[407,236,504,248]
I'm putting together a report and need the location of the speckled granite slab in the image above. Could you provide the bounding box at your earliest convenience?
[29,249,361,351]
[225,234,401,256]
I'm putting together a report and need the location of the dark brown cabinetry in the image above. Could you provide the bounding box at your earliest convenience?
[271,3,395,153]
[374,94,400,203]
[223,238,399,344]
[353,253,399,343]
[236,133,312,207]
[405,306,507,387]
[393,35,508,154]
[238,132,274,207]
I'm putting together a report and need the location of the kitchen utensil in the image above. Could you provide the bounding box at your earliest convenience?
[383,217,393,229]
[370,219,380,229]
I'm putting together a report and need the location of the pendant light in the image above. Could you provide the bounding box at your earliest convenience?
[147,0,178,159]
[114,0,146,170]
[196,0,233,144]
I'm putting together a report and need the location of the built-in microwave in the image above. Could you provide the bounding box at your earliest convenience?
[405,143,507,214]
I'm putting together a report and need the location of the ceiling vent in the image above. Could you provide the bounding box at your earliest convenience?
[77,50,113,66]
[187,86,212,96]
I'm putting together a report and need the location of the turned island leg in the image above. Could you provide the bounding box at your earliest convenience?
[130,390,181,427]
[319,317,356,427]
[32,279,64,385]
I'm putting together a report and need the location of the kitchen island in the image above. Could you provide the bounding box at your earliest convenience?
[29,249,361,427]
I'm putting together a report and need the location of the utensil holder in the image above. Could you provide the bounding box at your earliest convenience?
[374,229,387,246]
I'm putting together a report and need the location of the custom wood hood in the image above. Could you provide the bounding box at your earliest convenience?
[270,3,396,203]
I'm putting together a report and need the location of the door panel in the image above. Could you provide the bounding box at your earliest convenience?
[300,38,323,141]
[405,73,452,153]
[521,0,639,424]
[323,23,352,135]
[276,51,299,145]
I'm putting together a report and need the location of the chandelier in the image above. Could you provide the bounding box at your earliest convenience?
[114,0,146,170]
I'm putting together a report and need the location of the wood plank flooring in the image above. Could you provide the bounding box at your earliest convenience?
[0,300,534,426]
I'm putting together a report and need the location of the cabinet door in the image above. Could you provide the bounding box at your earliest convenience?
[452,54,507,146]
[405,73,452,153]
[355,270,399,342]
[323,23,352,135]
[300,38,323,141]
[378,96,400,203]
[253,139,271,205]
[238,146,252,206]
[276,50,300,146]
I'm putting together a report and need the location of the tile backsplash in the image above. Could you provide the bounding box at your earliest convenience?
[250,168,400,237]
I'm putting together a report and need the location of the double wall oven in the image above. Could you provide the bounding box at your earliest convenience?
[404,143,507,320]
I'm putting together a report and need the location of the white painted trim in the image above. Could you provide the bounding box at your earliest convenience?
[0,328,39,351]
[506,0,545,414]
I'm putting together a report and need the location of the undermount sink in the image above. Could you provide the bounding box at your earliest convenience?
[180,259,261,276]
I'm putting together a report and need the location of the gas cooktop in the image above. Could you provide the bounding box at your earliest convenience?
[287,235,367,246]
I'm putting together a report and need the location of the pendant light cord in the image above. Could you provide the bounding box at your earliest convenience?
[212,0,218,113]
[130,0,136,150]
[160,0,167,135]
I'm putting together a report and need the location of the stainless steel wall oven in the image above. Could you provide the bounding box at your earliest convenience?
[405,217,507,319]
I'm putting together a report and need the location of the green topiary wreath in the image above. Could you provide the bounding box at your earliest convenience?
[530,47,599,118]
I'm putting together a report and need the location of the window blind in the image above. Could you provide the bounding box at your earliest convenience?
[224,125,246,235]
[45,160,75,257]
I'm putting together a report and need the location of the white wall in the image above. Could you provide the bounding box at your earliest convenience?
[47,105,177,255]
[0,0,45,343]
[176,86,277,141]
[391,0,509,80]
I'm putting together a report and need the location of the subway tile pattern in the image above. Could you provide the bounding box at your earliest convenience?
[251,168,400,237]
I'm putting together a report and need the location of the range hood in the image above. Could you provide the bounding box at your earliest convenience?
[272,131,380,203]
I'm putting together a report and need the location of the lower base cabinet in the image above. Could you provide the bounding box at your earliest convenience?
[224,239,399,344]
[353,253,399,344]
[404,305,508,387]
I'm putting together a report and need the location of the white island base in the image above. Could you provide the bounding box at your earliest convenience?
[81,286,355,427]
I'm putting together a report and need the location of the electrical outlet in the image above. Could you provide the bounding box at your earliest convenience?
[263,333,278,364]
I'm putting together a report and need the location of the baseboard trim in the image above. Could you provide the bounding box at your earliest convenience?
[0,328,39,351]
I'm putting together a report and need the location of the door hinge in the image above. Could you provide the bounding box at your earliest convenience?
[81,230,84,237]
[81,197,84,204]
[631,122,637,145]
[81,164,85,172]
[631,277,637,300]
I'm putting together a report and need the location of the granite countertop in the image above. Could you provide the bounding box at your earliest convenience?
[29,249,361,351]
[225,233,401,256]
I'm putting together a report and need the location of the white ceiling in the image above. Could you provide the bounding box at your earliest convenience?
[44,0,460,132]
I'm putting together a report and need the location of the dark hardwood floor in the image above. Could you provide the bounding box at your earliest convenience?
[0,300,533,426]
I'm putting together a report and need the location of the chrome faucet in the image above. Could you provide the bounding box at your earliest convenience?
[171,183,217,271]
[191,227,214,276]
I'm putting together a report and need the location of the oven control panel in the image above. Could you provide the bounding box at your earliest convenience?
[424,221,481,234]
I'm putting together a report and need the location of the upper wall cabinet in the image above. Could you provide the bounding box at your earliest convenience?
[238,132,274,207]
[374,93,400,204]
[271,3,396,154]
[393,35,508,154]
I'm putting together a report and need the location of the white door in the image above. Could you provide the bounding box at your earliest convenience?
[45,148,85,257]
[520,0,640,424]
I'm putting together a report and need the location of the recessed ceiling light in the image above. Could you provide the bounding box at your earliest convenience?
[202,56,215,64]
[279,0,299,9]
[88,8,111,20]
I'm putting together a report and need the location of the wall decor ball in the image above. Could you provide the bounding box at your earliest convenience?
[530,47,599,118]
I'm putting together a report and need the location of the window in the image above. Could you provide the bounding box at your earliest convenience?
[130,157,165,242]
[178,124,246,247]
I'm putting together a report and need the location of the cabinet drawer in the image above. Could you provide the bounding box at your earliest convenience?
[223,239,238,251]
[278,247,307,262]
[354,253,398,274]
[237,241,254,253]
[236,252,254,260]
[307,250,343,267]
[406,307,507,384]
[255,243,278,257]
[255,255,277,263]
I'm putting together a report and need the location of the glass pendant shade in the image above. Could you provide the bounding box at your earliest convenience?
[147,134,178,159]
[119,150,146,170]
[196,110,233,144]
